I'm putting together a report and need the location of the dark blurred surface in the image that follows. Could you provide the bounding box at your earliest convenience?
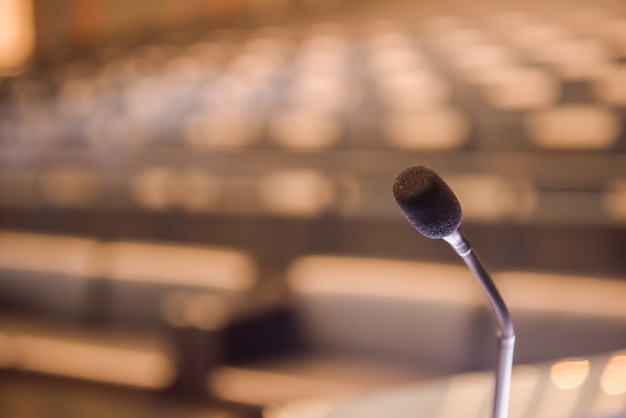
[1,0,626,416]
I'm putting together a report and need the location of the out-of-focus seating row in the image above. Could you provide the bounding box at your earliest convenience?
[0,231,258,326]
[4,5,626,154]
[2,230,626,409]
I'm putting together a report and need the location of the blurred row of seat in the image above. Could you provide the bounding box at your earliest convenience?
[4,11,626,153]
[1,167,625,224]
[4,102,623,152]
[2,230,626,407]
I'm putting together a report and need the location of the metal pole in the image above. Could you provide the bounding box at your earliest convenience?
[444,230,515,418]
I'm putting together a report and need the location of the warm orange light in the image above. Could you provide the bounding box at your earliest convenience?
[550,358,590,390]
[257,169,335,216]
[0,0,35,74]
[0,231,100,277]
[601,354,626,395]
[497,272,626,318]
[103,241,257,291]
[525,105,619,150]
[287,256,483,305]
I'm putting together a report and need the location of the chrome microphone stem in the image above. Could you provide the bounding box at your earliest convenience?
[444,230,515,418]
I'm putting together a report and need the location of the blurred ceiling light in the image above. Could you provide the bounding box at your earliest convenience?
[550,358,590,390]
[0,231,99,277]
[287,256,483,305]
[39,168,100,209]
[0,0,35,75]
[525,105,619,150]
[269,108,343,150]
[0,331,173,389]
[480,67,559,110]
[257,169,335,217]
[208,366,357,405]
[103,241,256,291]
[377,71,450,111]
[603,179,626,221]
[496,272,626,318]
[383,108,469,150]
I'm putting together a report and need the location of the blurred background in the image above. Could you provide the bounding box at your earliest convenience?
[1,0,626,417]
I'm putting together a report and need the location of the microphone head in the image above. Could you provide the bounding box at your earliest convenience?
[392,165,462,239]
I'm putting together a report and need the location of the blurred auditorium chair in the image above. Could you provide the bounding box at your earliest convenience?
[206,255,489,406]
[100,240,258,327]
[524,105,620,150]
[0,231,100,320]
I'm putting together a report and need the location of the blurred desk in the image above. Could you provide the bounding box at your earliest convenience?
[268,351,626,418]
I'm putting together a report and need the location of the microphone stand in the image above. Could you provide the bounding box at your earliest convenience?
[444,230,515,418]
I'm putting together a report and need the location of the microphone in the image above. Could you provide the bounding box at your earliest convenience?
[393,165,515,418]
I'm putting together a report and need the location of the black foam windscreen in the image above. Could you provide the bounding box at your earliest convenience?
[392,165,462,239]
